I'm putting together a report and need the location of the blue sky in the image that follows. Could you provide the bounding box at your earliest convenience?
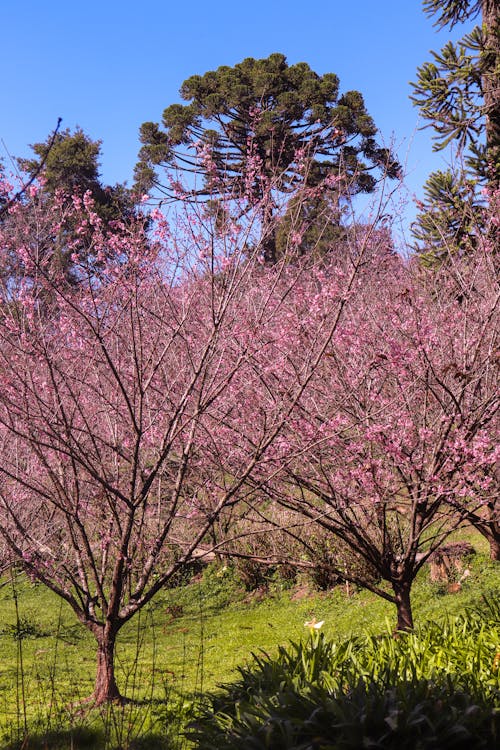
[2,1,473,235]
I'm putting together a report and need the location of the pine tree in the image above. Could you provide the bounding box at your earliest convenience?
[410,0,499,259]
[136,53,400,263]
[412,169,485,263]
[18,127,135,225]
[10,128,139,288]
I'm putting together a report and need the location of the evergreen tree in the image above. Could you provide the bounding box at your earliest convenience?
[9,128,139,288]
[274,188,344,263]
[136,53,400,263]
[18,127,135,225]
[410,0,499,259]
[412,169,484,263]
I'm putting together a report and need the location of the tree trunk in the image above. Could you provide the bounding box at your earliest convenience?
[92,624,123,704]
[474,516,500,561]
[487,533,500,562]
[482,0,500,191]
[262,228,277,265]
[392,581,414,631]
[261,197,277,265]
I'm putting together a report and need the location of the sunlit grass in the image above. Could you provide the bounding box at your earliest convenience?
[0,540,498,748]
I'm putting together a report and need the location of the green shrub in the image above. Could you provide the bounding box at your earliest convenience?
[1,615,47,640]
[197,563,243,610]
[189,608,500,749]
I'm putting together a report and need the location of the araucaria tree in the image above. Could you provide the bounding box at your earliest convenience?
[411,0,499,259]
[135,53,400,263]
[0,174,365,703]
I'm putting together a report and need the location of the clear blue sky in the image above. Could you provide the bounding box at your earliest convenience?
[2,0,473,235]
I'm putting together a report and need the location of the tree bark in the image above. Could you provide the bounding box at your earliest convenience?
[472,511,499,562]
[487,533,500,562]
[392,580,414,631]
[482,0,500,191]
[92,624,123,704]
[262,227,277,265]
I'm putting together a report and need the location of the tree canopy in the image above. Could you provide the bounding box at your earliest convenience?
[135,53,400,262]
[4,128,139,291]
[18,127,136,224]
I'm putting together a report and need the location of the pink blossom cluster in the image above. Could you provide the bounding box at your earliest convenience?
[0,167,497,650]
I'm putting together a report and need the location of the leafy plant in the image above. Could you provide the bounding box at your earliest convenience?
[189,609,500,749]
[1,616,47,641]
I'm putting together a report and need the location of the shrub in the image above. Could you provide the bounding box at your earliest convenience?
[189,608,500,749]
[1,615,47,641]
[304,532,380,592]
[197,563,243,610]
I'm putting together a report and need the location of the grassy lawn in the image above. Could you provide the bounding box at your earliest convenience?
[0,534,498,748]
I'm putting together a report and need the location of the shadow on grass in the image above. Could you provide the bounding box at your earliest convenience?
[2,727,103,750]
[2,727,174,750]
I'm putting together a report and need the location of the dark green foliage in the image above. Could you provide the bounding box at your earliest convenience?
[411,1,499,258]
[193,684,497,750]
[136,53,399,262]
[196,562,244,611]
[189,608,500,749]
[411,25,492,173]
[20,128,101,195]
[423,0,482,28]
[3,129,141,294]
[18,127,136,224]
[1,615,47,641]
[1,728,105,750]
[274,189,345,263]
[411,169,485,262]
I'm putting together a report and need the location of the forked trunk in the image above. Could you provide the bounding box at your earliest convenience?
[92,625,123,704]
[392,581,414,632]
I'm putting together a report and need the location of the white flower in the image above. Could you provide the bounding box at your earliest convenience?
[304,618,324,630]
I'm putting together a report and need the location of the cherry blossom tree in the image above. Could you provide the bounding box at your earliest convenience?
[0,159,495,711]
[219,236,499,631]
[0,174,366,703]
[420,229,500,560]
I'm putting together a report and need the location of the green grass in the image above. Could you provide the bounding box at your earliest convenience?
[0,543,498,748]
